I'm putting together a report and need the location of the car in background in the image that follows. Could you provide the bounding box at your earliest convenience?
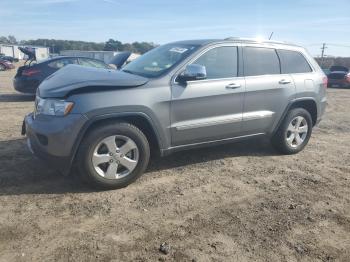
[327,65,350,88]
[13,56,113,94]
[0,59,15,71]
[322,68,331,76]
[108,51,132,69]
[0,55,19,63]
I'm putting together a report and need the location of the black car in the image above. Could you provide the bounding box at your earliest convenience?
[0,55,19,63]
[327,65,350,88]
[14,56,113,94]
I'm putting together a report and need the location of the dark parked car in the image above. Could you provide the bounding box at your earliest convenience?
[0,59,15,71]
[14,56,113,94]
[108,51,132,69]
[0,55,19,63]
[327,65,350,88]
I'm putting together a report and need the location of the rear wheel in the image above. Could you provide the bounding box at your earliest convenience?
[0,64,5,71]
[272,108,312,154]
[77,122,150,189]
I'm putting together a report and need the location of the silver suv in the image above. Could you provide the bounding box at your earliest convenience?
[23,38,327,189]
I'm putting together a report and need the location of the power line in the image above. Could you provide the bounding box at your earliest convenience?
[328,43,350,48]
[307,43,350,48]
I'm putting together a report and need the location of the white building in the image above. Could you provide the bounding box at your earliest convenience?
[60,50,140,64]
[0,44,50,61]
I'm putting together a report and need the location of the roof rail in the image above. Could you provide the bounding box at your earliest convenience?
[224,37,297,46]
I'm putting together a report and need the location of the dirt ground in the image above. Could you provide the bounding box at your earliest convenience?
[0,64,349,262]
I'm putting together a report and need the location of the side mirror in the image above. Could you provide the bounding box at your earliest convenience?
[177,64,207,83]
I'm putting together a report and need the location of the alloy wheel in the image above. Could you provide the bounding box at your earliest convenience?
[92,135,139,179]
[286,116,308,148]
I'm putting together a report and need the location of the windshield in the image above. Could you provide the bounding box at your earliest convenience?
[122,43,199,78]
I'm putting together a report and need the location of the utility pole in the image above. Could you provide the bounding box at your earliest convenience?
[321,43,327,67]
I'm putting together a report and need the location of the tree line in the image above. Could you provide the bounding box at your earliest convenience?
[315,57,350,69]
[0,35,156,54]
[1,35,349,68]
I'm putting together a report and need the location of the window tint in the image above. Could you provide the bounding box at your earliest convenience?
[243,47,280,76]
[48,58,78,69]
[277,50,312,74]
[79,58,110,69]
[193,46,238,79]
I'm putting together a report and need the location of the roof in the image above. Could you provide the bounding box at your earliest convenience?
[224,37,298,46]
[170,39,220,46]
[170,37,299,47]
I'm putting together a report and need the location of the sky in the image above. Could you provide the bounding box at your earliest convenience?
[1,0,350,56]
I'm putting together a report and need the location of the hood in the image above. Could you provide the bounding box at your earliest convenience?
[108,51,131,69]
[38,64,149,98]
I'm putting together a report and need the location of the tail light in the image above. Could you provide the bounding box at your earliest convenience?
[322,76,328,88]
[346,73,350,83]
[23,68,41,77]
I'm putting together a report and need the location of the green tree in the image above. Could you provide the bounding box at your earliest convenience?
[7,35,17,44]
[104,39,123,51]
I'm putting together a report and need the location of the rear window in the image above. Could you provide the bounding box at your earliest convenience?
[328,72,346,79]
[330,65,349,73]
[277,50,312,74]
[48,58,78,69]
[243,47,280,76]
[79,58,110,69]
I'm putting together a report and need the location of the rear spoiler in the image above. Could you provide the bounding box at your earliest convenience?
[18,47,37,66]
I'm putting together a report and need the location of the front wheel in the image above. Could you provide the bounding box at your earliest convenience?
[271,108,313,154]
[77,122,150,189]
[0,64,5,71]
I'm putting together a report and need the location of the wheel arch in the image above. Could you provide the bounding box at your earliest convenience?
[69,112,164,171]
[289,99,318,126]
[272,98,318,136]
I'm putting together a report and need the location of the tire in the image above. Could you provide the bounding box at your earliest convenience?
[0,64,5,71]
[271,108,313,154]
[77,122,150,189]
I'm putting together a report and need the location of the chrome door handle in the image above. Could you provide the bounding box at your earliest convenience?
[279,79,291,85]
[226,83,241,89]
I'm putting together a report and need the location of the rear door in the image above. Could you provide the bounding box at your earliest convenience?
[170,45,245,146]
[242,46,295,135]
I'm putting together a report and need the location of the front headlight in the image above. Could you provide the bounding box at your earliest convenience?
[35,97,74,117]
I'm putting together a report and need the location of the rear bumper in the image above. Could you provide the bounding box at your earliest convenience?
[327,80,350,88]
[24,113,88,175]
[13,77,39,94]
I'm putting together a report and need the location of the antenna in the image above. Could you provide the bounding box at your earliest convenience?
[268,32,274,40]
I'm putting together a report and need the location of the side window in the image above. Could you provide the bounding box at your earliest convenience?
[48,58,77,69]
[277,50,312,74]
[243,47,280,76]
[79,58,109,69]
[193,46,238,79]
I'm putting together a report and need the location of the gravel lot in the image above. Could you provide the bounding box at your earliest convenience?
[0,64,349,262]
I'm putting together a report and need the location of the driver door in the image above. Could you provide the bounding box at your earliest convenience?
[170,45,245,146]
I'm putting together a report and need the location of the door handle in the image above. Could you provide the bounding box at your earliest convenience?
[279,79,291,85]
[226,83,241,89]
